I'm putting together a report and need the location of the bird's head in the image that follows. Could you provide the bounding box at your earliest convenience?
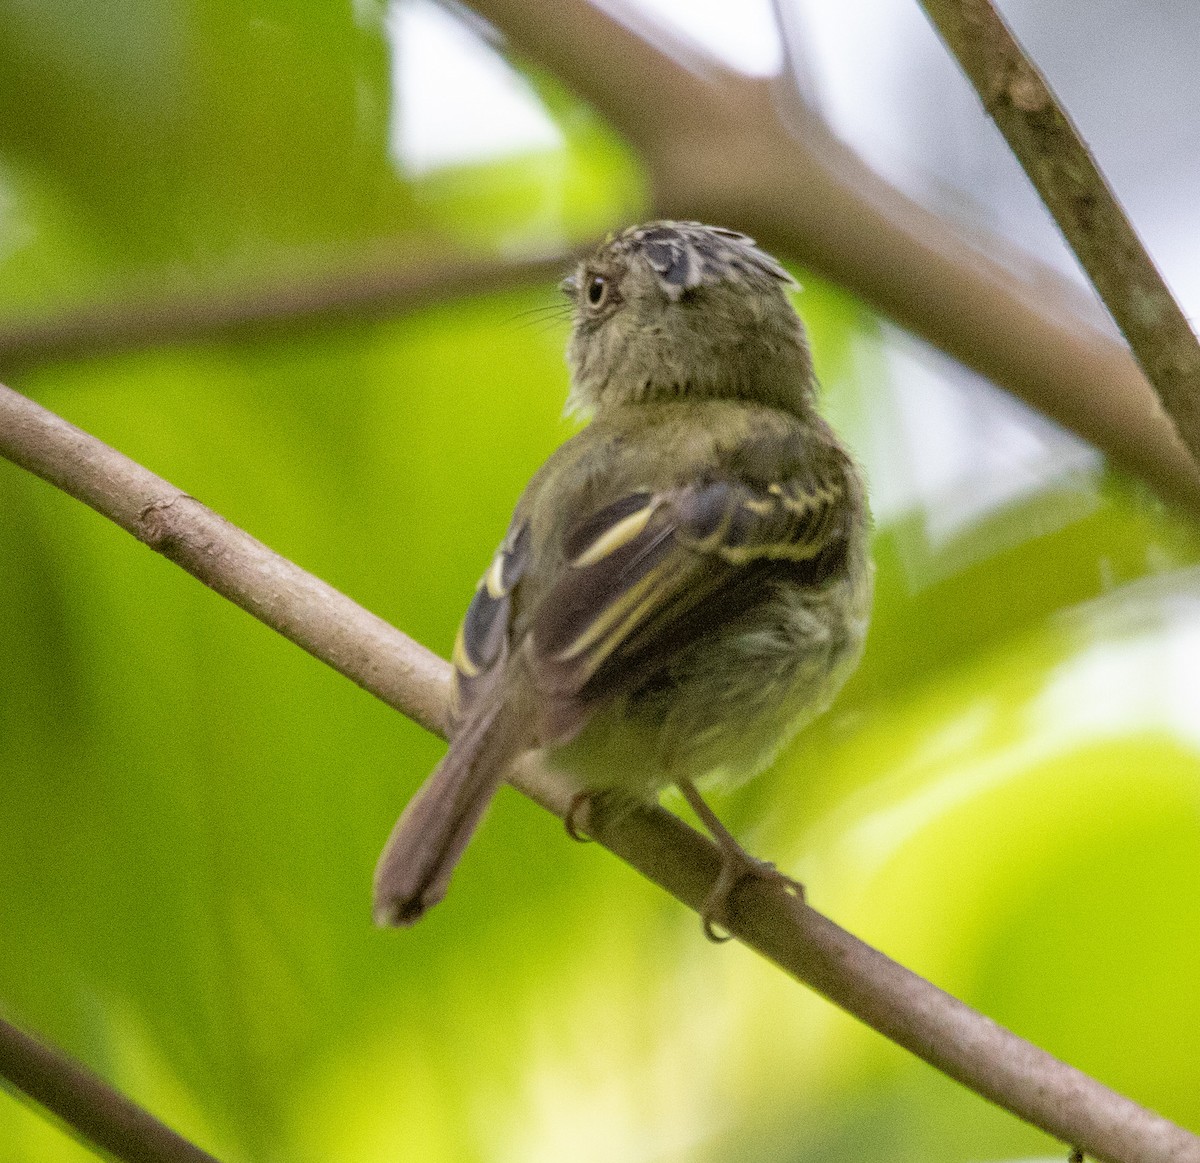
[562,221,814,416]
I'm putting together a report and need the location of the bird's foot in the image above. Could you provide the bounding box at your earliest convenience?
[701,850,804,943]
[674,777,804,941]
[563,790,595,843]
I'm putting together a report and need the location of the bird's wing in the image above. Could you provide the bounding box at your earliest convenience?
[525,432,853,737]
[449,519,532,720]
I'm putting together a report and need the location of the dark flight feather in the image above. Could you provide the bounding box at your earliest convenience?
[529,433,852,729]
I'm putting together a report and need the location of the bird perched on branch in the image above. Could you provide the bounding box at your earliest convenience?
[373,221,872,937]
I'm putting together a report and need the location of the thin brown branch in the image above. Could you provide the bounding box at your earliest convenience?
[2,4,1197,529]
[1,377,1196,1163]
[0,0,1195,527]
[468,0,1200,520]
[0,247,574,371]
[916,0,1200,468]
[0,1015,223,1163]
[0,381,450,738]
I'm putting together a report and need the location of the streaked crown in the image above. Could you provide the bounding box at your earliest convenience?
[564,220,812,416]
[603,221,795,300]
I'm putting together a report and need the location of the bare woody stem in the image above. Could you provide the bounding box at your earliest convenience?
[917,0,1200,471]
[466,0,1200,520]
[1,378,1196,1163]
[0,248,574,371]
[0,1016,222,1163]
[3,1,1200,528]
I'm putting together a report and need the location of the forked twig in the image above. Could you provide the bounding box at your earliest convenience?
[918,0,1200,470]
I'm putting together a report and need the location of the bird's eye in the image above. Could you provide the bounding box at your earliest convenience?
[586,274,608,307]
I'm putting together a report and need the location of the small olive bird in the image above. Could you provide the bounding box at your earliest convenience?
[373,222,872,936]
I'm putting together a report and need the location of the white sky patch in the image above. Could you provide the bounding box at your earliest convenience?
[385,0,562,177]
[791,0,927,178]
[1032,590,1200,755]
[1147,228,1200,321]
[616,0,783,76]
[866,325,1100,539]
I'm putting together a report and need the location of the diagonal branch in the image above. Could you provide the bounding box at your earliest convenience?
[467,0,1200,520]
[916,0,1200,469]
[1,377,1196,1163]
[0,1015,223,1163]
[3,1,1199,529]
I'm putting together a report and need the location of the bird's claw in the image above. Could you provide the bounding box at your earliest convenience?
[701,855,804,943]
[564,790,594,843]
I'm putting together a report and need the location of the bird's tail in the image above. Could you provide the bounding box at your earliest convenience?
[373,700,528,927]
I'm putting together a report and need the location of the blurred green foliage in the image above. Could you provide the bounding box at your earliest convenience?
[1,3,1198,1162]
